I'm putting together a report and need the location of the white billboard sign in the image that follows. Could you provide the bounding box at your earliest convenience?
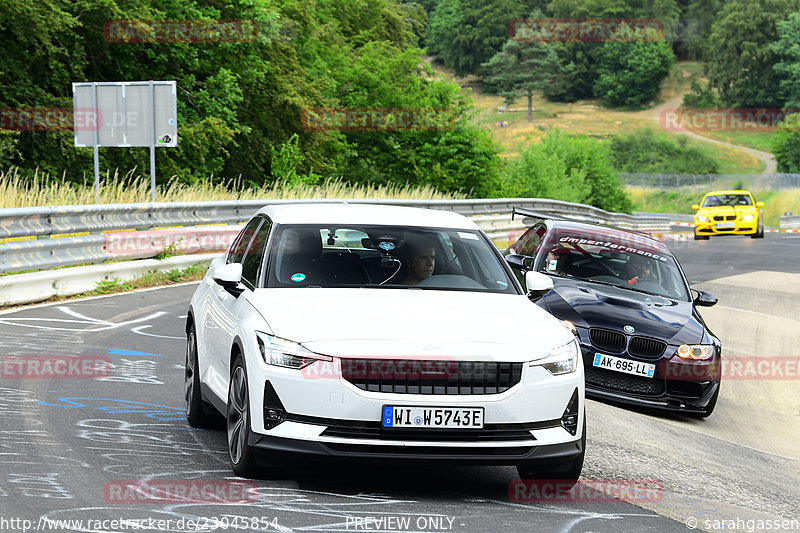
[72,80,177,201]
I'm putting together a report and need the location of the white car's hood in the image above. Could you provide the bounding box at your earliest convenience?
[247,288,573,362]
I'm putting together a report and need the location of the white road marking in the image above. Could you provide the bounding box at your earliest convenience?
[131,325,184,340]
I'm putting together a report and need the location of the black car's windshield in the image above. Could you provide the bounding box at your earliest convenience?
[537,230,690,300]
[702,194,752,207]
[265,224,517,294]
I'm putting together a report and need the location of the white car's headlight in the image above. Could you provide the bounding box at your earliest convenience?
[561,320,577,336]
[530,338,580,375]
[256,332,332,369]
[741,214,755,222]
[696,215,710,222]
[676,344,714,360]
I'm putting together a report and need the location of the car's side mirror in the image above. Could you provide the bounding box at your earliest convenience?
[756,201,764,208]
[692,204,700,211]
[213,262,244,297]
[525,270,554,302]
[692,289,717,307]
[506,254,533,271]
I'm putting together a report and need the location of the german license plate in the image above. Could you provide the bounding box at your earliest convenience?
[715,222,735,228]
[382,406,484,428]
[592,353,655,378]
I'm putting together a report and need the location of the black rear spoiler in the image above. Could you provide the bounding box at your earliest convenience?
[511,207,573,223]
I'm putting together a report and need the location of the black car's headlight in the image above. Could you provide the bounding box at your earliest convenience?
[530,339,580,375]
[561,319,578,336]
[676,344,714,360]
[256,332,332,369]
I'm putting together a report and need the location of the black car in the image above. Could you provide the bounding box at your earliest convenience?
[504,209,721,417]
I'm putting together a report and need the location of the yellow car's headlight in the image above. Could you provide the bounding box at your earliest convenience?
[696,215,710,223]
[741,213,755,222]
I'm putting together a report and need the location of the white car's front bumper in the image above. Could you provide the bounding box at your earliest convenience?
[243,355,584,463]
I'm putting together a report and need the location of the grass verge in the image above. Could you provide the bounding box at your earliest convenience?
[0,167,466,209]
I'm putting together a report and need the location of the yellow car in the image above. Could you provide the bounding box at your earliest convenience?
[692,190,764,240]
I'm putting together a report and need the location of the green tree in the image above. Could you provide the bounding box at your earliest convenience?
[593,40,674,107]
[609,128,720,173]
[705,0,800,108]
[498,129,633,212]
[427,0,528,76]
[772,114,800,172]
[772,11,800,109]
[545,0,679,105]
[680,0,724,60]
[482,38,570,122]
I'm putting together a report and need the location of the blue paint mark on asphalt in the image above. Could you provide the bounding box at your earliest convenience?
[35,397,194,427]
[107,348,162,357]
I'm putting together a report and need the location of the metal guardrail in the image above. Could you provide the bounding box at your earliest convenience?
[781,215,800,229]
[0,198,674,274]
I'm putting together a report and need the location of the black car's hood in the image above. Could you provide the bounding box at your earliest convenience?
[541,278,707,344]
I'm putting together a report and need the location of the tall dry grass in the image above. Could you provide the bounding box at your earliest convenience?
[0,167,466,208]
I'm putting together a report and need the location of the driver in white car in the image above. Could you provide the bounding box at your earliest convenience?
[402,239,436,285]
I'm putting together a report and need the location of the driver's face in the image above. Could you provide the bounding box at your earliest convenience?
[410,247,435,282]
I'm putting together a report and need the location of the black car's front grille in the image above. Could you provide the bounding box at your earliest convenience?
[589,328,626,353]
[628,336,667,359]
[340,359,523,395]
[585,366,664,395]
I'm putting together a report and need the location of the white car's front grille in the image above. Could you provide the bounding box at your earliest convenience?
[340,359,523,395]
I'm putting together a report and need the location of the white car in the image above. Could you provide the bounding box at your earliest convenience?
[185,204,585,482]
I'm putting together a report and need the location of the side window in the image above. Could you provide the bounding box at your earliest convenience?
[228,218,263,264]
[511,225,546,256]
[241,218,271,288]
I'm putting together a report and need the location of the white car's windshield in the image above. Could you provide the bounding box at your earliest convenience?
[265,224,517,293]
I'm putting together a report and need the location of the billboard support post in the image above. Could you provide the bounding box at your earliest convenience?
[149,80,156,202]
[91,83,100,203]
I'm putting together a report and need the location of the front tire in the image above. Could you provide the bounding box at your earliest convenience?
[751,222,764,239]
[227,354,260,478]
[185,325,217,428]
[694,232,709,240]
[516,415,585,488]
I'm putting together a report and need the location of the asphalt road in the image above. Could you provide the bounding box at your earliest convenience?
[0,234,797,533]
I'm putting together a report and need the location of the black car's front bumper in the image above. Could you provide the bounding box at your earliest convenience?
[585,381,719,414]
[581,349,720,414]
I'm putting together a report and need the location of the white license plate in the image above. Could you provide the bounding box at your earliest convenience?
[382,406,484,428]
[592,353,655,378]
[715,222,735,228]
